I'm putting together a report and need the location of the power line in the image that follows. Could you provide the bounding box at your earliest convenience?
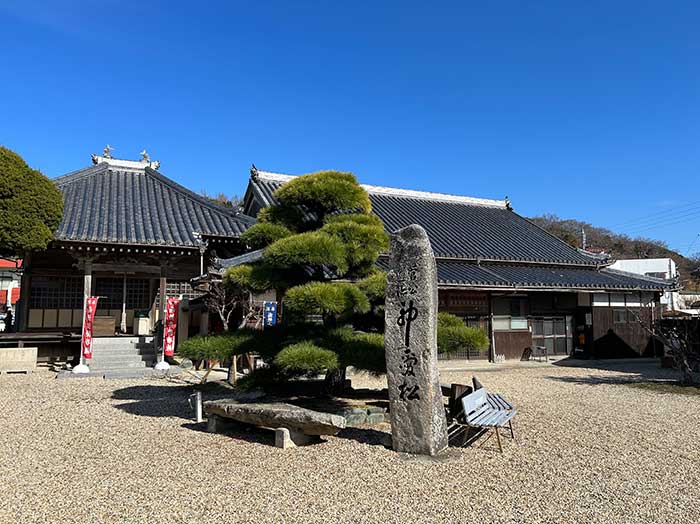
[607,202,700,231]
[685,233,700,256]
[622,212,700,236]
[622,208,700,234]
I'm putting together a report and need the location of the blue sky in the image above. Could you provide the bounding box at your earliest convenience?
[1,1,699,254]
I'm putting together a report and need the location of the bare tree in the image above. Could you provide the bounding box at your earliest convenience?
[628,308,700,386]
[202,280,239,332]
[656,317,700,386]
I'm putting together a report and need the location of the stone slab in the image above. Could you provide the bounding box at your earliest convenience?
[203,401,346,436]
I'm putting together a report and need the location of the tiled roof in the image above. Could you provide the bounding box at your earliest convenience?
[375,258,671,291]
[245,170,602,267]
[219,249,264,269]
[243,170,671,292]
[432,260,671,291]
[54,161,254,248]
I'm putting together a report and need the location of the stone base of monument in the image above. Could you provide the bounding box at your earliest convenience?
[204,401,346,449]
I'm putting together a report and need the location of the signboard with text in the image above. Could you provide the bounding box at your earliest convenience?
[263,301,277,328]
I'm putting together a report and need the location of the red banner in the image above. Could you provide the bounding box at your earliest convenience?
[163,297,181,357]
[81,297,99,359]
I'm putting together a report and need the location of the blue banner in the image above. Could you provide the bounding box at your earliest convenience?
[263,301,277,328]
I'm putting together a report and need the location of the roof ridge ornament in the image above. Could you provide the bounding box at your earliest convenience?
[90,148,160,170]
[250,163,259,179]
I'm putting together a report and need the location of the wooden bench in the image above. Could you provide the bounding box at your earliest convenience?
[0,347,38,374]
[452,387,516,452]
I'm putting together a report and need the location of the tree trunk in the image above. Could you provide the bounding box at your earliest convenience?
[323,366,347,396]
[227,355,238,386]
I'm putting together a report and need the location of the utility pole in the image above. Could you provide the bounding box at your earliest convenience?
[581,227,587,250]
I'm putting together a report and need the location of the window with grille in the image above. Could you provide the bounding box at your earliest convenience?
[613,309,627,324]
[531,316,572,355]
[95,278,151,310]
[29,276,83,309]
[155,281,201,308]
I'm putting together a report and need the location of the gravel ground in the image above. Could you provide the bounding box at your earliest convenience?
[1,361,698,524]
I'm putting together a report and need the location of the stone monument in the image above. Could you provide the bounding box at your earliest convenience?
[384,224,449,456]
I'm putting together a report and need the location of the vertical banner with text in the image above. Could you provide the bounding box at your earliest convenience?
[163,297,181,356]
[263,301,278,328]
[81,297,99,359]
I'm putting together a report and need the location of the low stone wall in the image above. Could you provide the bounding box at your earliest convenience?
[0,347,37,373]
[337,406,390,426]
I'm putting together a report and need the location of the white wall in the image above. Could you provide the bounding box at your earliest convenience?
[609,258,677,310]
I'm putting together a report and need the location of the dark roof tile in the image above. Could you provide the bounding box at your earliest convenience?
[54,162,254,248]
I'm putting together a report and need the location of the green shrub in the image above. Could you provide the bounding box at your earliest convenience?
[324,327,386,374]
[274,342,339,375]
[357,270,386,303]
[436,314,489,355]
[176,332,255,361]
[240,222,292,250]
[224,264,271,294]
[257,204,306,231]
[284,282,370,320]
[264,231,348,275]
[274,171,371,225]
[0,146,64,257]
[321,214,389,276]
[438,312,466,329]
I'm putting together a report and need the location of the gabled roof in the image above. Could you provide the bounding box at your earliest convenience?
[241,168,673,293]
[54,159,254,248]
[244,169,604,267]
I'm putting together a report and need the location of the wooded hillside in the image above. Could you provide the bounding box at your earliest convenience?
[529,214,700,290]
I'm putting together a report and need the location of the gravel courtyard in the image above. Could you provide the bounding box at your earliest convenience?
[1,361,698,524]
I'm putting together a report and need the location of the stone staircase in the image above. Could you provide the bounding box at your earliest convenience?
[87,337,158,378]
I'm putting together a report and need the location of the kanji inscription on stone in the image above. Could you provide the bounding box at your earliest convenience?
[384,224,448,456]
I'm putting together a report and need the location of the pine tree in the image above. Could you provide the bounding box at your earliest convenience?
[225,171,388,393]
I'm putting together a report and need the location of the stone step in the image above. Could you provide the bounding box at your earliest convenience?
[92,342,155,350]
[90,357,156,366]
[92,336,154,343]
[90,349,158,358]
[92,338,154,348]
[101,368,156,379]
[89,360,151,371]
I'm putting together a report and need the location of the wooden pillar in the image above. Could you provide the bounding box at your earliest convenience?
[16,252,31,332]
[83,262,93,308]
[177,299,190,344]
[120,274,127,333]
[488,294,496,363]
[158,275,167,323]
[199,310,209,335]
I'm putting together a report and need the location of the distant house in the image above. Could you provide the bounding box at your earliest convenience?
[0,259,21,309]
[12,153,253,361]
[608,258,679,312]
[677,292,700,316]
[241,169,675,360]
